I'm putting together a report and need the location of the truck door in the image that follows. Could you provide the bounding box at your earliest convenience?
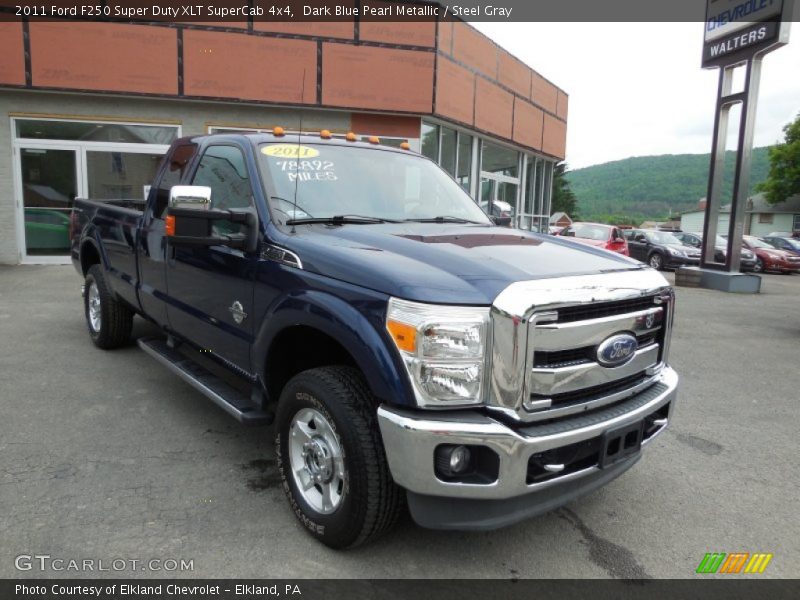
[165,143,257,371]
[138,141,198,328]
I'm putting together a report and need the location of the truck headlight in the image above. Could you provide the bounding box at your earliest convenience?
[386,298,489,407]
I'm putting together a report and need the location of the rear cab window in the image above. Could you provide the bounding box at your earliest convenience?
[152,142,198,219]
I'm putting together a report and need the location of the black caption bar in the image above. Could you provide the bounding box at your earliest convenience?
[3,580,800,600]
[1,0,765,23]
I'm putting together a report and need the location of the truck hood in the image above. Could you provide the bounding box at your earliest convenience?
[280,224,644,305]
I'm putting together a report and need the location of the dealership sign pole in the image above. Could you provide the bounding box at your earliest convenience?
[698,0,792,289]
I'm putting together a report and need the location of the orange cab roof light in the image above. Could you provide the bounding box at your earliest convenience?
[400,141,411,150]
[320,129,332,139]
[272,126,285,137]
[345,131,357,142]
[368,136,380,144]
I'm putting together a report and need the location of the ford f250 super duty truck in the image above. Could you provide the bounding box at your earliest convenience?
[71,131,678,548]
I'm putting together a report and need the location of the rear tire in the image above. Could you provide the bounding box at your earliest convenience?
[84,264,134,349]
[648,253,664,270]
[275,366,403,549]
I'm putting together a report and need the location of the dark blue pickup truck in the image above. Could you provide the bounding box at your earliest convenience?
[71,131,678,548]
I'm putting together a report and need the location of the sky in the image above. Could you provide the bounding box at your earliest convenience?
[473,22,800,170]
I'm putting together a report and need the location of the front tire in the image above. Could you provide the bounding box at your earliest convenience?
[648,252,664,270]
[275,366,403,549]
[84,264,134,349]
[753,258,764,273]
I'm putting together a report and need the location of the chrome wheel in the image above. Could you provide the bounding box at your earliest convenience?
[87,282,102,332]
[289,408,345,514]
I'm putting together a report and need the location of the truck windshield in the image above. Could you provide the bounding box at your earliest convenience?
[258,143,491,225]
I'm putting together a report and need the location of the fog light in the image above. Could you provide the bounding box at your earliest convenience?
[435,444,472,477]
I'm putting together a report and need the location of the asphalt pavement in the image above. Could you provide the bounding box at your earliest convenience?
[1,265,798,578]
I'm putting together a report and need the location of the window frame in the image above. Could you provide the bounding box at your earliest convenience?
[188,142,256,236]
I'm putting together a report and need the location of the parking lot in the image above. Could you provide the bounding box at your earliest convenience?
[1,264,798,579]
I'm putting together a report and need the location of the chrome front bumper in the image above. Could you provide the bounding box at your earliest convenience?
[377,366,678,502]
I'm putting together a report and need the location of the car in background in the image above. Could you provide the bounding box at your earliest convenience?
[557,222,629,255]
[624,229,700,270]
[24,207,71,252]
[762,235,800,256]
[740,236,800,274]
[673,231,757,271]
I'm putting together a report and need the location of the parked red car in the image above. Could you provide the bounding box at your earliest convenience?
[741,235,800,274]
[557,222,630,255]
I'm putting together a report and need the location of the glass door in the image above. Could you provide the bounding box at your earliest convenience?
[17,146,81,258]
[13,117,178,263]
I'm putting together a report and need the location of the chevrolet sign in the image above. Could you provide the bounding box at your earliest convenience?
[703,0,792,67]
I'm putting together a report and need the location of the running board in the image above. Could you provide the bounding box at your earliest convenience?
[138,337,272,425]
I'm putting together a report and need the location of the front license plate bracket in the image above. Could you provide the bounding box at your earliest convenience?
[600,420,644,468]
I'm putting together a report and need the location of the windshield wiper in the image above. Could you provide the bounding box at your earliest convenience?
[403,216,483,224]
[285,214,400,225]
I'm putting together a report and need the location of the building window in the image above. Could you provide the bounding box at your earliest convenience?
[456,132,473,192]
[421,122,439,162]
[86,151,163,201]
[440,126,457,176]
[519,156,555,232]
[794,214,800,231]
[421,121,474,194]
[758,213,773,224]
[480,141,520,226]
[481,141,519,178]
[15,119,177,145]
[417,122,559,232]
[13,117,178,259]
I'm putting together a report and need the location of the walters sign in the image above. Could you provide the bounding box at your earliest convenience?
[702,0,792,67]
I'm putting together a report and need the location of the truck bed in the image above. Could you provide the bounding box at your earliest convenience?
[71,197,147,311]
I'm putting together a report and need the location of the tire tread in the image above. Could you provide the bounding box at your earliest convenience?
[276,366,403,548]
[85,264,134,349]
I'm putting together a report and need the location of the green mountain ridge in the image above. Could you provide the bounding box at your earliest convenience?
[565,147,771,223]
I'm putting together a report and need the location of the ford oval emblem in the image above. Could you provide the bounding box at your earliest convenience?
[596,333,638,367]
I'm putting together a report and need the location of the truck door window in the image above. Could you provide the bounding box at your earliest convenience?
[191,145,253,236]
[154,142,197,219]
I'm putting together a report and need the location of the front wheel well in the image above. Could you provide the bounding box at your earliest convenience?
[265,325,359,403]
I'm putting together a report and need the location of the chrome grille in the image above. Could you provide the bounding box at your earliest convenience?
[487,270,674,423]
[524,298,666,420]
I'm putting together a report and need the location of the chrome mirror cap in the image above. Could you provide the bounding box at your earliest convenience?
[169,185,212,210]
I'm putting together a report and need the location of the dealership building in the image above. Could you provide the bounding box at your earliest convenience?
[0,17,567,264]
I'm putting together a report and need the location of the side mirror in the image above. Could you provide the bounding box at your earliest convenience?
[490,215,512,227]
[169,185,212,210]
[167,185,258,253]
